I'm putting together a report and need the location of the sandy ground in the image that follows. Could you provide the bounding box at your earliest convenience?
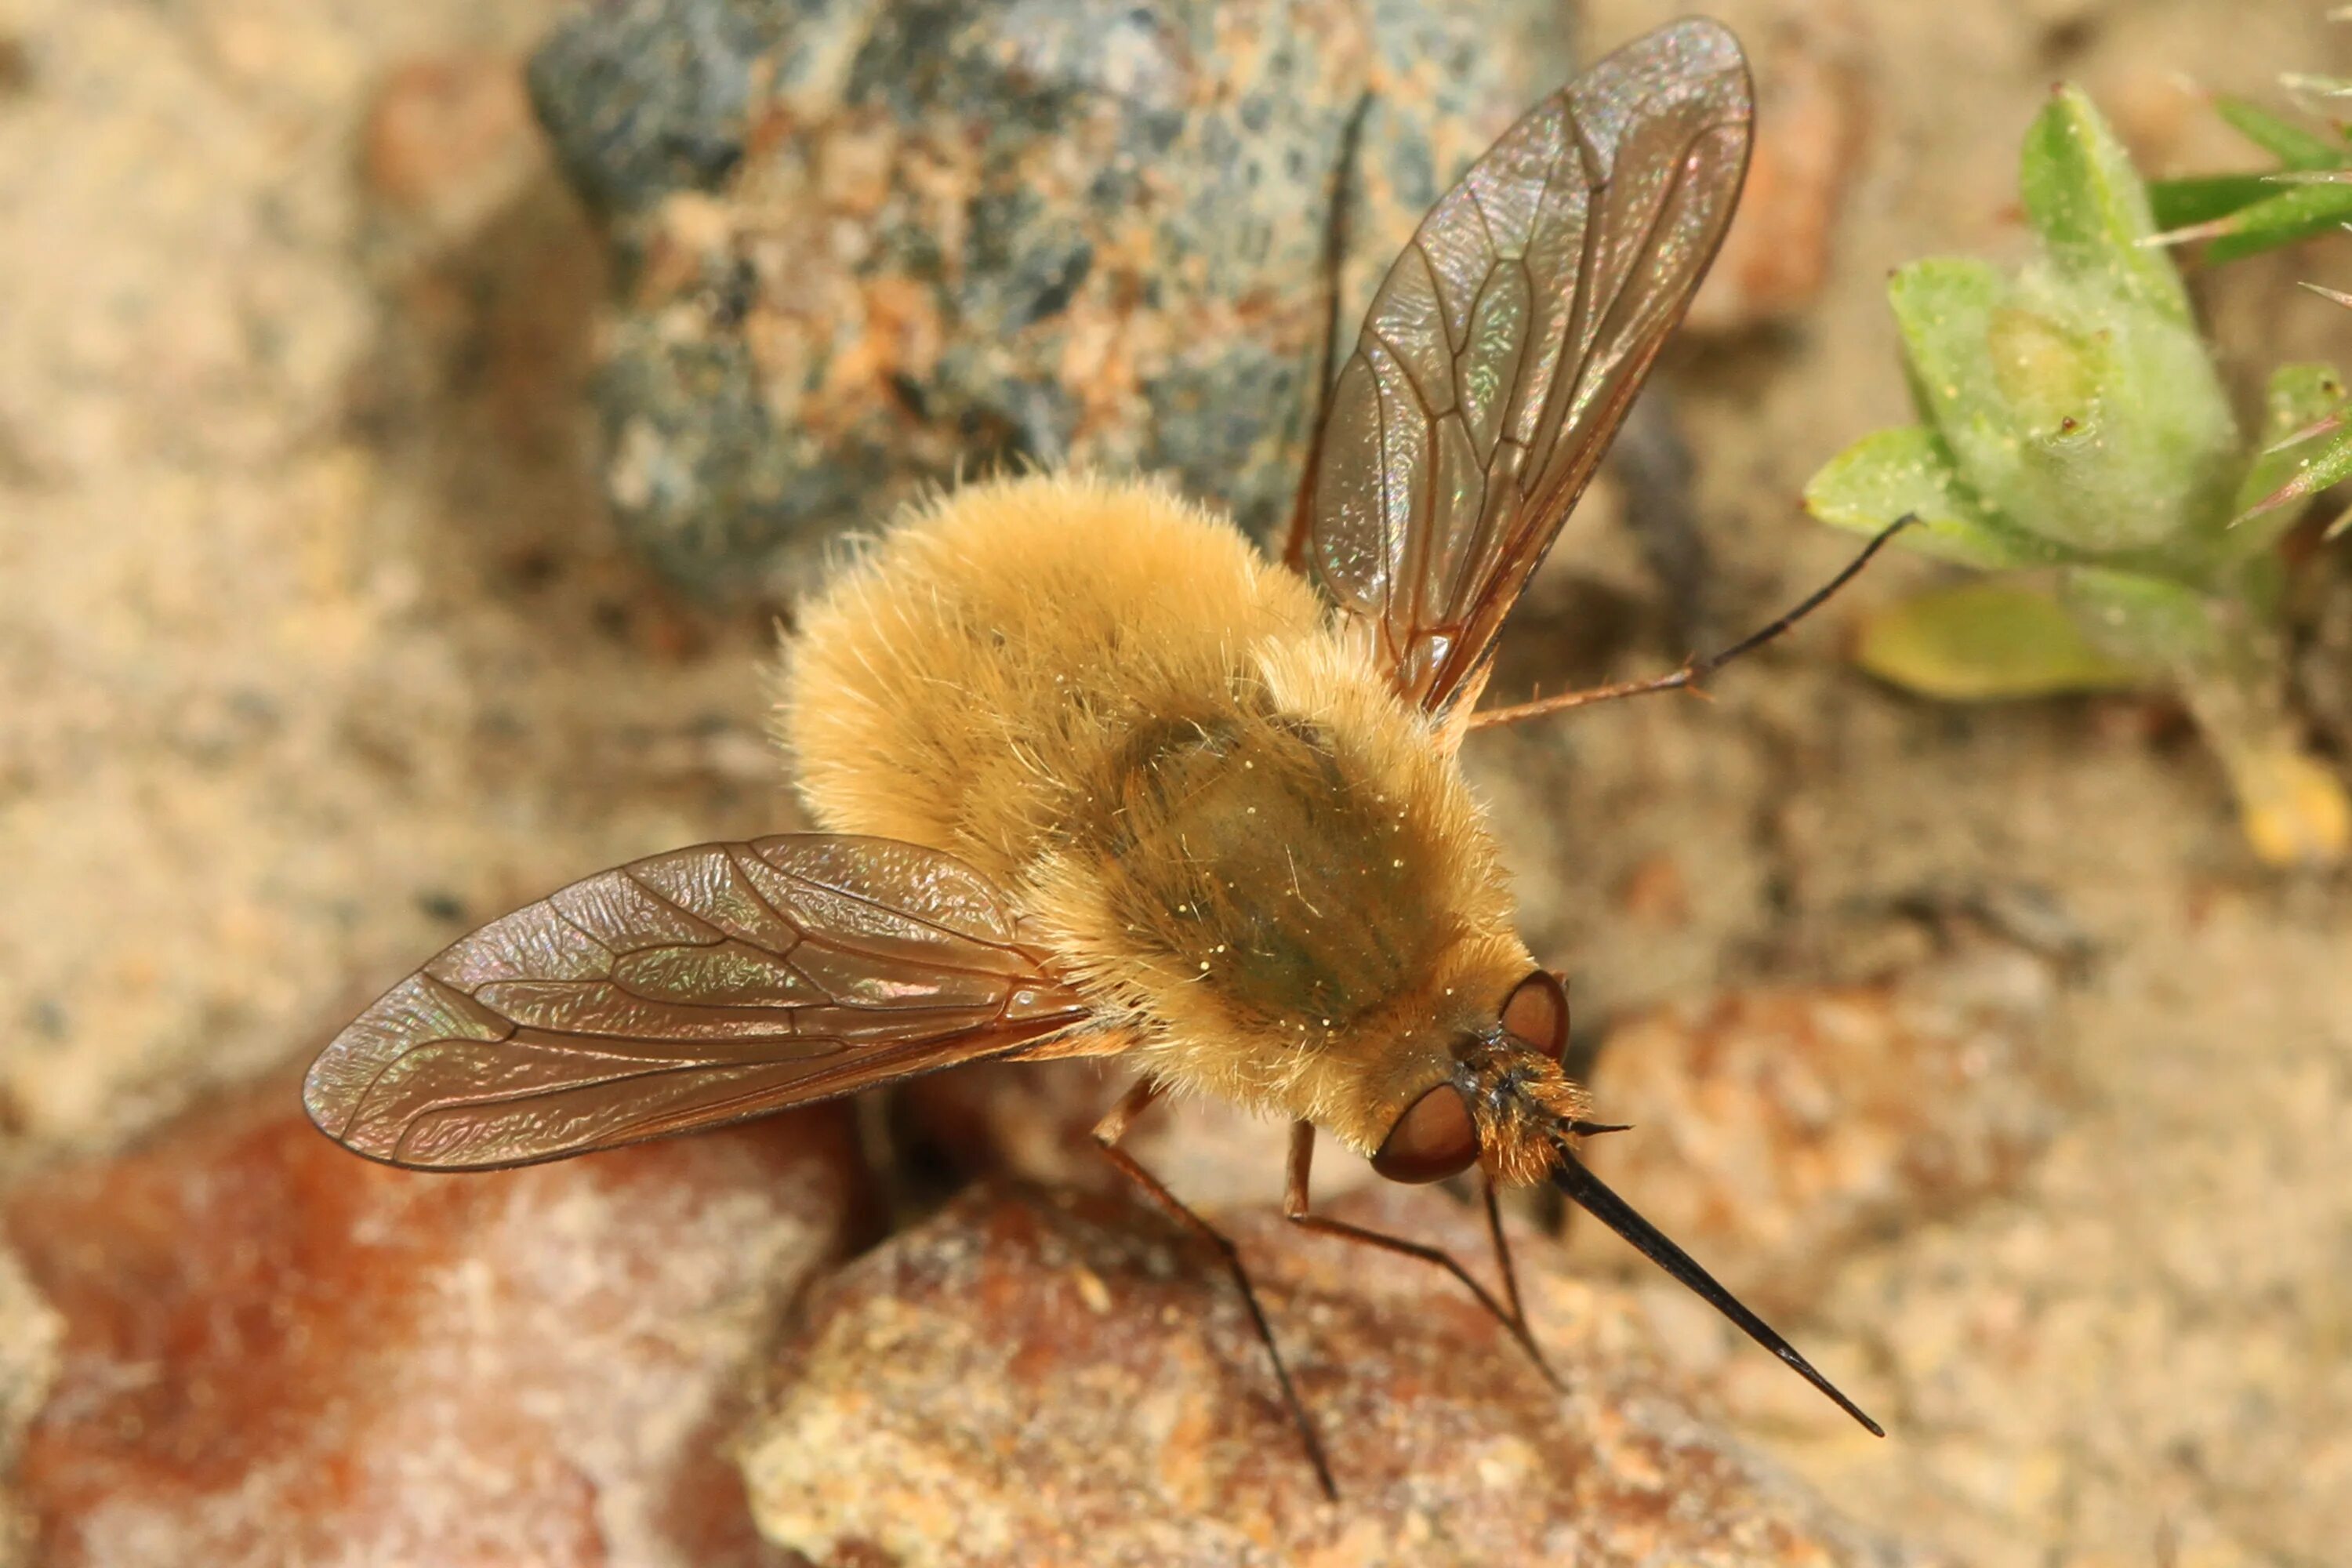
[2,0,2347,1563]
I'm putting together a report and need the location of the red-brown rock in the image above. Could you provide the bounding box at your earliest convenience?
[362,54,543,235]
[1685,21,1865,333]
[6,1073,864,1567]
[1571,953,2062,1318]
[739,1181,1922,1566]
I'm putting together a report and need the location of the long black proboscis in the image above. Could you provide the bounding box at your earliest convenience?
[1551,1144,1886,1437]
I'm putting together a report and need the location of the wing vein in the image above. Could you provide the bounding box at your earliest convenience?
[304,835,1096,1170]
[1287,20,1752,715]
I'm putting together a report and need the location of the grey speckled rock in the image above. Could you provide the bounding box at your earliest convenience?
[528,0,812,212]
[530,0,1575,598]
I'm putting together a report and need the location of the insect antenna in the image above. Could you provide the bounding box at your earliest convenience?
[1549,1139,1886,1437]
[1467,512,1918,730]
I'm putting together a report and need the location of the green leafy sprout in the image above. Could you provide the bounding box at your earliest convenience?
[1804,82,2350,866]
[2148,28,2352,530]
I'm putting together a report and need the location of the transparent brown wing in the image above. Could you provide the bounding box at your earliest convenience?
[1290,20,1753,714]
[303,835,1091,1171]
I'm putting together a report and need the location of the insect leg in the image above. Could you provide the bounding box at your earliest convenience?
[1283,1123,1559,1389]
[1480,1178,1534,1339]
[1464,512,1918,731]
[1091,1080,1338,1501]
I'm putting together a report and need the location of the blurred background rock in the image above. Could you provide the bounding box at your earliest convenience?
[1,0,2347,1563]
[529,0,1572,599]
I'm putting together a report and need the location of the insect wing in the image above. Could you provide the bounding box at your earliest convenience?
[1294,20,1752,714]
[303,835,1089,1170]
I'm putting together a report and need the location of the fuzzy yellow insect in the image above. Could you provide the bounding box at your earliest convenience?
[305,20,1894,1497]
[782,474,1570,1171]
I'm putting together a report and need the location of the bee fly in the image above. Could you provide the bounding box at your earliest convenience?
[307,18,1900,1497]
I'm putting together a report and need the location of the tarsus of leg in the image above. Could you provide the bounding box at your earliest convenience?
[1283,1123,1559,1388]
[1093,1080,1338,1500]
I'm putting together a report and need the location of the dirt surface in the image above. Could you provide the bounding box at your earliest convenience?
[2,0,2347,1564]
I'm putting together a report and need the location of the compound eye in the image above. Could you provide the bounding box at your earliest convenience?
[1370,1083,1479,1184]
[1501,970,1568,1059]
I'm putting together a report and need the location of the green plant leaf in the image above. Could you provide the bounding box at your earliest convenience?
[2215,96,2345,169]
[1889,257,2009,446]
[2144,92,2352,260]
[1802,426,2067,568]
[1986,304,2100,437]
[2237,425,2352,528]
[2150,172,2282,232]
[1970,270,2241,559]
[2057,566,2220,668]
[2200,175,2352,262]
[2257,361,2350,442]
[2020,85,2190,323]
[2227,363,2350,550]
[1854,580,2147,699]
